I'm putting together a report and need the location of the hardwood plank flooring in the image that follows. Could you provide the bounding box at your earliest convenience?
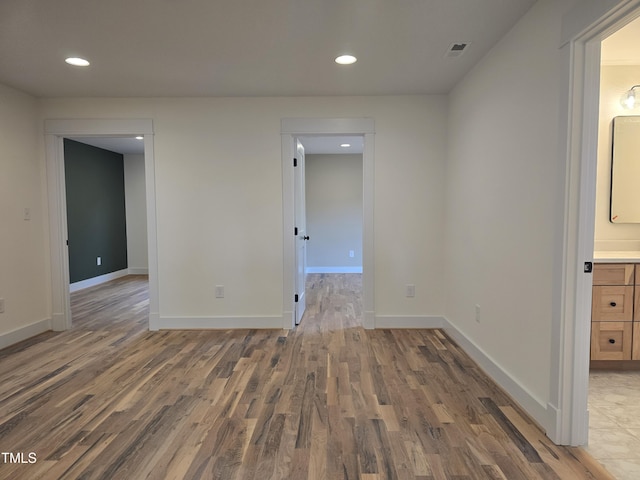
[0,274,613,479]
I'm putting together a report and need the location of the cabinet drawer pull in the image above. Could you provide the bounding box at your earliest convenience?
[609,338,616,344]
[610,302,617,307]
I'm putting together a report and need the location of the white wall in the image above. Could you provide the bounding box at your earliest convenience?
[594,65,640,252]
[39,95,447,324]
[305,154,362,272]
[445,0,577,430]
[124,153,148,273]
[0,83,50,346]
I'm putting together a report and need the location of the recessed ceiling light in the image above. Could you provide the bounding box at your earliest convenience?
[135,136,144,140]
[340,143,351,148]
[335,55,357,65]
[65,57,90,67]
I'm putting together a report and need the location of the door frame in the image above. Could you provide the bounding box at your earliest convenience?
[44,118,159,331]
[555,0,640,445]
[281,118,375,329]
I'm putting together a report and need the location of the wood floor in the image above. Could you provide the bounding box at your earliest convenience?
[0,274,613,480]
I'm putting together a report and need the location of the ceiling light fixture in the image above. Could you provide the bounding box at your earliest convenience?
[340,143,351,148]
[65,57,90,67]
[621,85,640,109]
[335,55,357,65]
[135,136,144,140]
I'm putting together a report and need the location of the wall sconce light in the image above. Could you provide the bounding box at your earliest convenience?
[621,85,640,109]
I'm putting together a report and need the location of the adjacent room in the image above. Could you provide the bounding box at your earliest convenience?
[584,16,640,479]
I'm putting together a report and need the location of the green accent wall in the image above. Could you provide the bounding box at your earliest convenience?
[64,139,128,283]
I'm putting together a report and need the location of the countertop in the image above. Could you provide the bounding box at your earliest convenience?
[593,251,640,262]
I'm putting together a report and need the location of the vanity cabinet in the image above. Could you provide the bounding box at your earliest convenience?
[591,263,640,361]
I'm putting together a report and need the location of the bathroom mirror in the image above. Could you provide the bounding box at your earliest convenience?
[611,116,640,223]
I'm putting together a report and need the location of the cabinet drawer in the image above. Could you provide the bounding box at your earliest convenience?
[593,263,634,285]
[591,322,632,360]
[592,285,634,321]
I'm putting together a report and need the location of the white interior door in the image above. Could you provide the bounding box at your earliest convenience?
[294,139,307,325]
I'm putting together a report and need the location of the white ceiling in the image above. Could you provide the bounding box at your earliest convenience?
[67,136,145,155]
[300,136,364,154]
[69,134,364,156]
[12,1,636,156]
[0,0,538,98]
[601,15,640,66]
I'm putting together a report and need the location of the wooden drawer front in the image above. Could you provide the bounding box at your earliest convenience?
[591,322,632,360]
[591,286,634,321]
[593,263,634,285]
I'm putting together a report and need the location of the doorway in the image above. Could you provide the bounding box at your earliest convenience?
[557,0,640,448]
[582,15,640,476]
[63,137,147,294]
[44,119,159,332]
[281,118,375,330]
[297,135,364,327]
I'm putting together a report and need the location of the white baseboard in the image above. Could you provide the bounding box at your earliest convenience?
[51,312,67,331]
[306,266,363,274]
[546,402,562,444]
[364,311,375,330]
[149,312,160,331]
[0,318,52,350]
[375,315,446,328]
[69,269,129,292]
[156,316,284,330]
[442,319,550,433]
[128,268,149,275]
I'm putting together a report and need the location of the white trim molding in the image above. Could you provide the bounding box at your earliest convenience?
[128,268,150,275]
[0,319,52,350]
[69,269,129,293]
[375,315,446,329]
[156,316,284,330]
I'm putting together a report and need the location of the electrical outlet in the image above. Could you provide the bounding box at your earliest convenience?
[97,256,102,266]
[215,285,224,298]
[349,250,355,258]
[0,298,4,314]
[406,284,415,298]
[475,304,481,323]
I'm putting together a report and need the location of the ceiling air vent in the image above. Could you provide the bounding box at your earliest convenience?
[445,42,470,58]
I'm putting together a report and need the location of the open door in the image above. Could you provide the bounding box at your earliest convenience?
[294,139,308,325]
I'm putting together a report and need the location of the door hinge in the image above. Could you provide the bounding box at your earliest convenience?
[293,157,298,167]
[295,294,299,303]
[584,262,593,273]
[294,227,298,236]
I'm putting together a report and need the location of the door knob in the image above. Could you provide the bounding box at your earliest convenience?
[303,236,310,240]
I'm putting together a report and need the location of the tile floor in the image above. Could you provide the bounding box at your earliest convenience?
[585,370,640,479]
